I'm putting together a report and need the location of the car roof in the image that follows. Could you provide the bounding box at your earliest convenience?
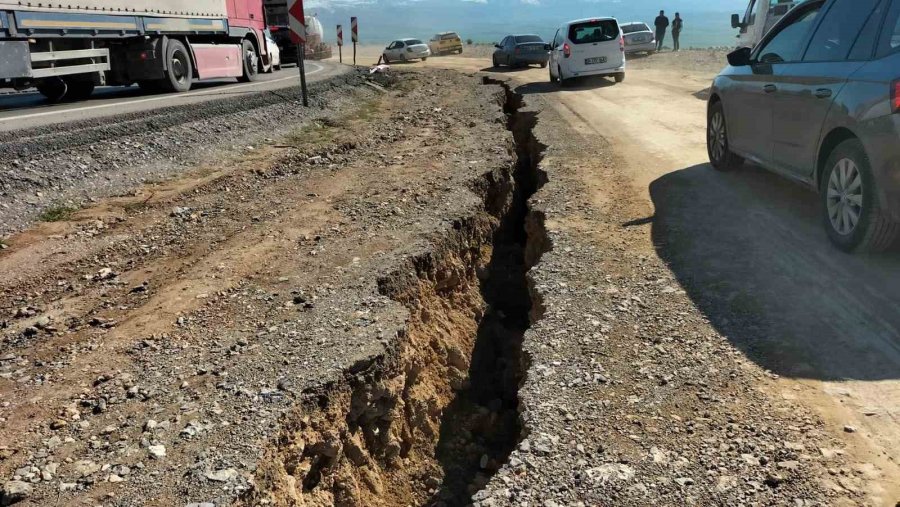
[437,31,458,35]
[622,21,649,27]
[565,17,618,25]
[508,34,541,38]
[400,38,423,42]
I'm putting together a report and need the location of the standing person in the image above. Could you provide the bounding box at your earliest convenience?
[654,10,670,52]
[672,12,683,51]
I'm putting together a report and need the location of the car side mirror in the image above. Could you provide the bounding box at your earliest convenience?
[731,14,742,29]
[494,43,501,48]
[727,46,752,67]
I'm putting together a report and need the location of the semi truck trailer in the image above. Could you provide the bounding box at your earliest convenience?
[0,0,274,102]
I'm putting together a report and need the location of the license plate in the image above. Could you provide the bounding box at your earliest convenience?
[585,57,607,65]
[633,36,645,42]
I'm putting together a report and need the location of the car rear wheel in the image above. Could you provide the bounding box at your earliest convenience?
[549,66,558,83]
[821,139,899,253]
[540,61,548,68]
[707,101,743,171]
[383,54,390,64]
[614,73,625,83]
[422,57,428,62]
[558,66,572,88]
[492,55,500,68]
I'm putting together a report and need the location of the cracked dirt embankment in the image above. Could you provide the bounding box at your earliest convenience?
[0,69,535,506]
[242,77,550,507]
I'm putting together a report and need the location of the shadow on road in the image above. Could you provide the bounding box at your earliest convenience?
[650,163,900,382]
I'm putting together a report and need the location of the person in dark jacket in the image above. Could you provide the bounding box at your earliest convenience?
[654,10,669,51]
[672,12,683,51]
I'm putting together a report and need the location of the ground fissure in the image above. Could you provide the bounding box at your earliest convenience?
[244,80,548,507]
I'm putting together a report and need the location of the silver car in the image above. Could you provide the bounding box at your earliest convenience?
[621,22,657,54]
[708,0,900,252]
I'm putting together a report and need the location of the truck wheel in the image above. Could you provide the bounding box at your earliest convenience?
[163,39,193,92]
[239,39,259,82]
[64,79,95,101]
[36,78,68,103]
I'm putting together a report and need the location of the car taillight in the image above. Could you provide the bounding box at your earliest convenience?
[619,35,625,52]
[893,79,900,113]
[515,46,521,54]
[563,43,571,58]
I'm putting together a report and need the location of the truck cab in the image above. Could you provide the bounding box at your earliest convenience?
[731,0,797,48]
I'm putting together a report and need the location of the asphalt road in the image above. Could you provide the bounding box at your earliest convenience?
[0,60,345,132]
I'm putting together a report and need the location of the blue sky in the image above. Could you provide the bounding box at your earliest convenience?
[304,0,750,47]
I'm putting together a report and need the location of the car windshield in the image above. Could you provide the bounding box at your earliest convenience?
[622,23,650,34]
[569,20,620,44]
[515,35,543,43]
[441,33,459,40]
[407,39,423,45]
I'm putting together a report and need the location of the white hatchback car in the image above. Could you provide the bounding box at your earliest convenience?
[382,38,431,63]
[549,18,626,86]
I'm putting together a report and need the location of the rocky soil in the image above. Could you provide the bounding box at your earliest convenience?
[0,64,872,507]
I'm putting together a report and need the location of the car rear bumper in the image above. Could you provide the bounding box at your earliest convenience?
[625,42,657,53]
[512,54,550,65]
[434,45,462,53]
[569,63,626,78]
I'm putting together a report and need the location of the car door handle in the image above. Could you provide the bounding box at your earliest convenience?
[815,88,833,99]
[763,84,777,94]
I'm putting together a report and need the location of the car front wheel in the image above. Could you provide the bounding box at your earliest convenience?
[821,139,899,253]
[707,101,743,171]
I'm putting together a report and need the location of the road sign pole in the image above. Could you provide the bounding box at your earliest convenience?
[298,43,309,107]
[288,0,308,106]
[337,24,343,64]
[351,16,358,65]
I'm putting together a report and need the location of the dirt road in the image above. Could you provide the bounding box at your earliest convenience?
[414,50,900,503]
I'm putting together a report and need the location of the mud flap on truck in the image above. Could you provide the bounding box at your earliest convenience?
[0,41,30,80]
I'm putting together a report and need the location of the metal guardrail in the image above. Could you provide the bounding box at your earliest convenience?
[28,47,110,78]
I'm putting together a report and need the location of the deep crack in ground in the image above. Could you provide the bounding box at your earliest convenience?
[428,79,547,506]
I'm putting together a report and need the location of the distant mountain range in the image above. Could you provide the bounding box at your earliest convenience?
[302,0,748,48]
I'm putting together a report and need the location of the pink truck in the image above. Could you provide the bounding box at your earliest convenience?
[0,0,274,102]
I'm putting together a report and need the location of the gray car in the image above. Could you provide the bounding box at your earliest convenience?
[708,0,900,252]
[492,34,550,68]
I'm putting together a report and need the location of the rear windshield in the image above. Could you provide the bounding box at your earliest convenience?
[441,33,459,40]
[515,35,543,43]
[622,23,650,34]
[569,20,620,44]
[407,39,423,45]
